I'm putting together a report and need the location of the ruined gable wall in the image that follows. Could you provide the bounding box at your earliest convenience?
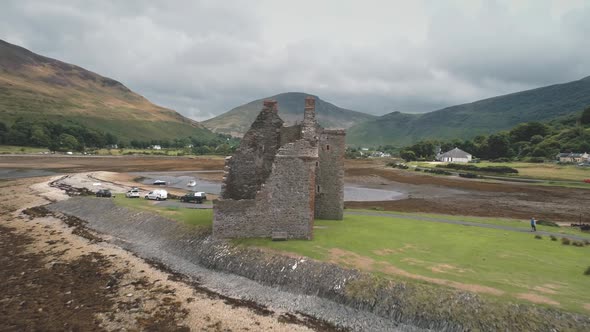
[279,124,302,147]
[221,101,283,200]
[315,129,345,220]
[214,139,317,239]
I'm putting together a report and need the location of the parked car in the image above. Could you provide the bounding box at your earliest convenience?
[180,192,207,204]
[145,189,167,201]
[96,189,112,197]
[153,180,167,185]
[125,188,140,198]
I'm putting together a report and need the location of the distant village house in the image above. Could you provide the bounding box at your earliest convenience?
[436,147,473,163]
[150,145,162,150]
[556,152,589,163]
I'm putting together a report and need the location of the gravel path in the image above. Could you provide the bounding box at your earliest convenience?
[345,211,590,241]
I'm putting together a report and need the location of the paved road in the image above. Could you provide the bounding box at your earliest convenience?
[345,211,590,241]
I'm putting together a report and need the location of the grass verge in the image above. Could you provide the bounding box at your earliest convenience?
[112,195,212,228]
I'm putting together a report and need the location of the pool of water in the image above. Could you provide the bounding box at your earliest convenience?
[132,171,406,201]
[0,168,59,180]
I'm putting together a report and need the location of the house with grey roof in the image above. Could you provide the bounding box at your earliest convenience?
[556,152,589,163]
[436,147,473,163]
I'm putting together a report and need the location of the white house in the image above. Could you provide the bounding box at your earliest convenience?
[437,147,472,163]
[556,152,589,163]
[150,145,162,150]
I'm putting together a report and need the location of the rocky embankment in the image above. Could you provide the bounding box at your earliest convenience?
[46,196,590,332]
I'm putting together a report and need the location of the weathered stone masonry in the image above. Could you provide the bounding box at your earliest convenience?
[213,97,345,239]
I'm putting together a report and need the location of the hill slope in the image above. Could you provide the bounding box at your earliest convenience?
[203,92,375,136]
[347,76,590,146]
[0,39,215,142]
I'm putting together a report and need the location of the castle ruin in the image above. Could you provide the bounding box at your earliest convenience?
[213,97,345,240]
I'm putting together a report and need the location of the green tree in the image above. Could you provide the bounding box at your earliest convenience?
[0,121,8,144]
[30,125,51,147]
[400,150,417,161]
[486,133,513,159]
[509,122,550,143]
[581,106,590,125]
[59,133,80,151]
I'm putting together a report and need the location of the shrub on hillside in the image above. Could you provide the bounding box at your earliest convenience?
[561,237,571,245]
[585,266,590,276]
[534,234,542,239]
[536,220,559,227]
[550,235,558,241]
[572,241,585,247]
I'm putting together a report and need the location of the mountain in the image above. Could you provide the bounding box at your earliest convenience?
[0,39,215,142]
[203,92,375,136]
[347,76,590,146]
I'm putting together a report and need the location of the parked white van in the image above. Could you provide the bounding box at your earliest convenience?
[144,189,167,201]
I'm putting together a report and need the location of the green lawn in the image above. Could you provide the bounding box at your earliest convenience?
[112,195,212,227]
[111,196,590,313]
[236,214,590,313]
[348,209,590,239]
[0,145,50,154]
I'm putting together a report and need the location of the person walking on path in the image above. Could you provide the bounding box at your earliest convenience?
[530,217,536,232]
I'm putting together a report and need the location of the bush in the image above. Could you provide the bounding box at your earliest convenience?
[561,237,571,245]
[585,266,590,276]
[437,164,518,174]
[572,241,585,247]
[387,162,409,170]
[550,235,557,241]
[424,169,451,175]
[536,220,559,227]
[534,234,542,239]
[584,239,590,246]
[459,172,479,178]
[526,157,545,163]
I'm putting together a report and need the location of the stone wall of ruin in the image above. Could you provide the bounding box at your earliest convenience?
[213,139,317,239]
[315,129,345,220]
[279,124,302,147]
[221,101,283,200]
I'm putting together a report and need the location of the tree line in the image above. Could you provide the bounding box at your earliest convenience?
[399,107,590,162]
[0,118,239,155]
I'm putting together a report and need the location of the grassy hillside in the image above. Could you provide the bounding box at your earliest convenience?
[348,76,590,146]
[203,92,375,136]
[0,39,215,142]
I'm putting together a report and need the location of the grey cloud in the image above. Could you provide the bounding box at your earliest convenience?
[0,0,589,119]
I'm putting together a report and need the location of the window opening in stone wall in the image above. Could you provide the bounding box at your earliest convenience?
[326,145,330,150]
[316,161,319,167]
[317,185,321,193]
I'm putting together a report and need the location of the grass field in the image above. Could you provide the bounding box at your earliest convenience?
[410,161,590,183]
[111,196,590,313]
[112,195,212,227]
[236,214,590,313]
[0,145,50,154]
[349,209,590,239]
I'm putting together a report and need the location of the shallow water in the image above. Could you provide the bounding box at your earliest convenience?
[132,171,406,201]
[0,168,58,180]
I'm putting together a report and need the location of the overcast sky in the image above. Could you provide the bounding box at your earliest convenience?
[1,0,589,120]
